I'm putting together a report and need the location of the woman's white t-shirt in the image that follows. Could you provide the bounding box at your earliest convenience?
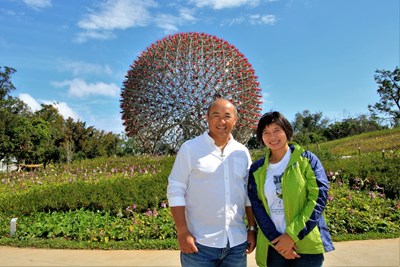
[264,149,291,234]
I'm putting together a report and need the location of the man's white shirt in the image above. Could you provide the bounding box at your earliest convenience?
[167,131,251,248]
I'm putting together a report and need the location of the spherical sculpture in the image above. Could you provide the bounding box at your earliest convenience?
[121,32,262,154]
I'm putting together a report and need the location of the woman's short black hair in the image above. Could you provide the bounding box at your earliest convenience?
[256,111,293,146]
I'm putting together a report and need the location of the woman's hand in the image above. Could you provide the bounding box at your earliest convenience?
[280,248,300,260]
[272,233,300,260]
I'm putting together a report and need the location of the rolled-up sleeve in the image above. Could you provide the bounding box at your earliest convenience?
[167,143,191,207]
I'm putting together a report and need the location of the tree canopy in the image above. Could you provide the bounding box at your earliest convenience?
[368,66,400,127]
[0,66,126,167]
[0,64,395,166]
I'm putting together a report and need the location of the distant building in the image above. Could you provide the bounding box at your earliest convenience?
[0,158,18,172]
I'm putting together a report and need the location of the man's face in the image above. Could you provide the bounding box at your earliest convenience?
[206,99,237,140]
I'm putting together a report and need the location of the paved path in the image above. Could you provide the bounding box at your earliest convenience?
[0,238,399,266]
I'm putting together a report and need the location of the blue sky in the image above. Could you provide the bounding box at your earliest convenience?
[1,0,399,134]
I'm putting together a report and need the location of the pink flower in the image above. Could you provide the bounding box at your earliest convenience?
[126,203,137,213]
[145,208,152,216]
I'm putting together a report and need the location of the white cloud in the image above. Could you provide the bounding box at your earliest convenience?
[179,7,196,22]
[154,8,196,34]
[18,93,42,111]
[0,8,22,17]
[224,16,245,26]
[74,30,115,43]
[23,0,52,10]
[74,0,274,42]
[43,101,80,121]
[52,78,120,97]
[248,14,277,25]
[18,93,79,121]
[224,13,277,26]
[192,0,260,9]
[76,0,157,42]
[154,14,179,33]
[60,60,113,76]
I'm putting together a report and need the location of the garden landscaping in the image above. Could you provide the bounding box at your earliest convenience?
[0,129,399,250]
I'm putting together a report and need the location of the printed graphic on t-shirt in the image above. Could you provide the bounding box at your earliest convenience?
[270,173,284,216]
[273,173,283,198]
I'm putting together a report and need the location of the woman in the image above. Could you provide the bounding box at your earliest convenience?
[248,111,335,267]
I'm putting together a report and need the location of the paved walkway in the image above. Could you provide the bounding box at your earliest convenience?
[0,238,399,266]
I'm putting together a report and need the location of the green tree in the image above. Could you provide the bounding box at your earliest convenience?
[0,66,16,99]
[25,117,52,164]
[62,118,76,163]
[100,131,119,156]
[0,66,32,164]
[368,67,400,127]
[323,114,384,141]
[292,110,329,145]
[8,115,34,163]
[0,66,127,165]
[115,133,139,156]
[35,104,66,167]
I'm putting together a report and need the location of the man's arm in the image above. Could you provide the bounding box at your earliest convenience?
[170,206,198,253]
[245,206,256,254]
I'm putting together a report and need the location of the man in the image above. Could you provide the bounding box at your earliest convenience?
[167,98,256,267]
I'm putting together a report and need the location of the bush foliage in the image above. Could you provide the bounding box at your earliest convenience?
[0,156,175,215]
[0,128,399,249]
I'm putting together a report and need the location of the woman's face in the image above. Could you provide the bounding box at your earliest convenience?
[262,122,288,152]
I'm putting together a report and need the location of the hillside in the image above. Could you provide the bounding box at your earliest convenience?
[307,127,400,156]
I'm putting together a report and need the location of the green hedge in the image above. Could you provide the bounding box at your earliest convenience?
[1,174,166,215]
[252,148,400,199]
[2,150,398,219]
[318,153,400,199]
[0,156,175,216]
[1,152,399,249]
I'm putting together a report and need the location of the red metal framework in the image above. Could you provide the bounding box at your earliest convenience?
[121,32,262,153]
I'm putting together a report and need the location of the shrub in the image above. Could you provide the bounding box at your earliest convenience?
[321,154,400,199]
[0,156,175,216]
[0,207,176,243]
[325,180,400,236]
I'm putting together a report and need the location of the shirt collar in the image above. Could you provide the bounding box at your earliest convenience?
[203,131,234,147]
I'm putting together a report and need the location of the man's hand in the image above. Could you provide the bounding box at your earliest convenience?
[177,230,198,254]
[246,230,256,254]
